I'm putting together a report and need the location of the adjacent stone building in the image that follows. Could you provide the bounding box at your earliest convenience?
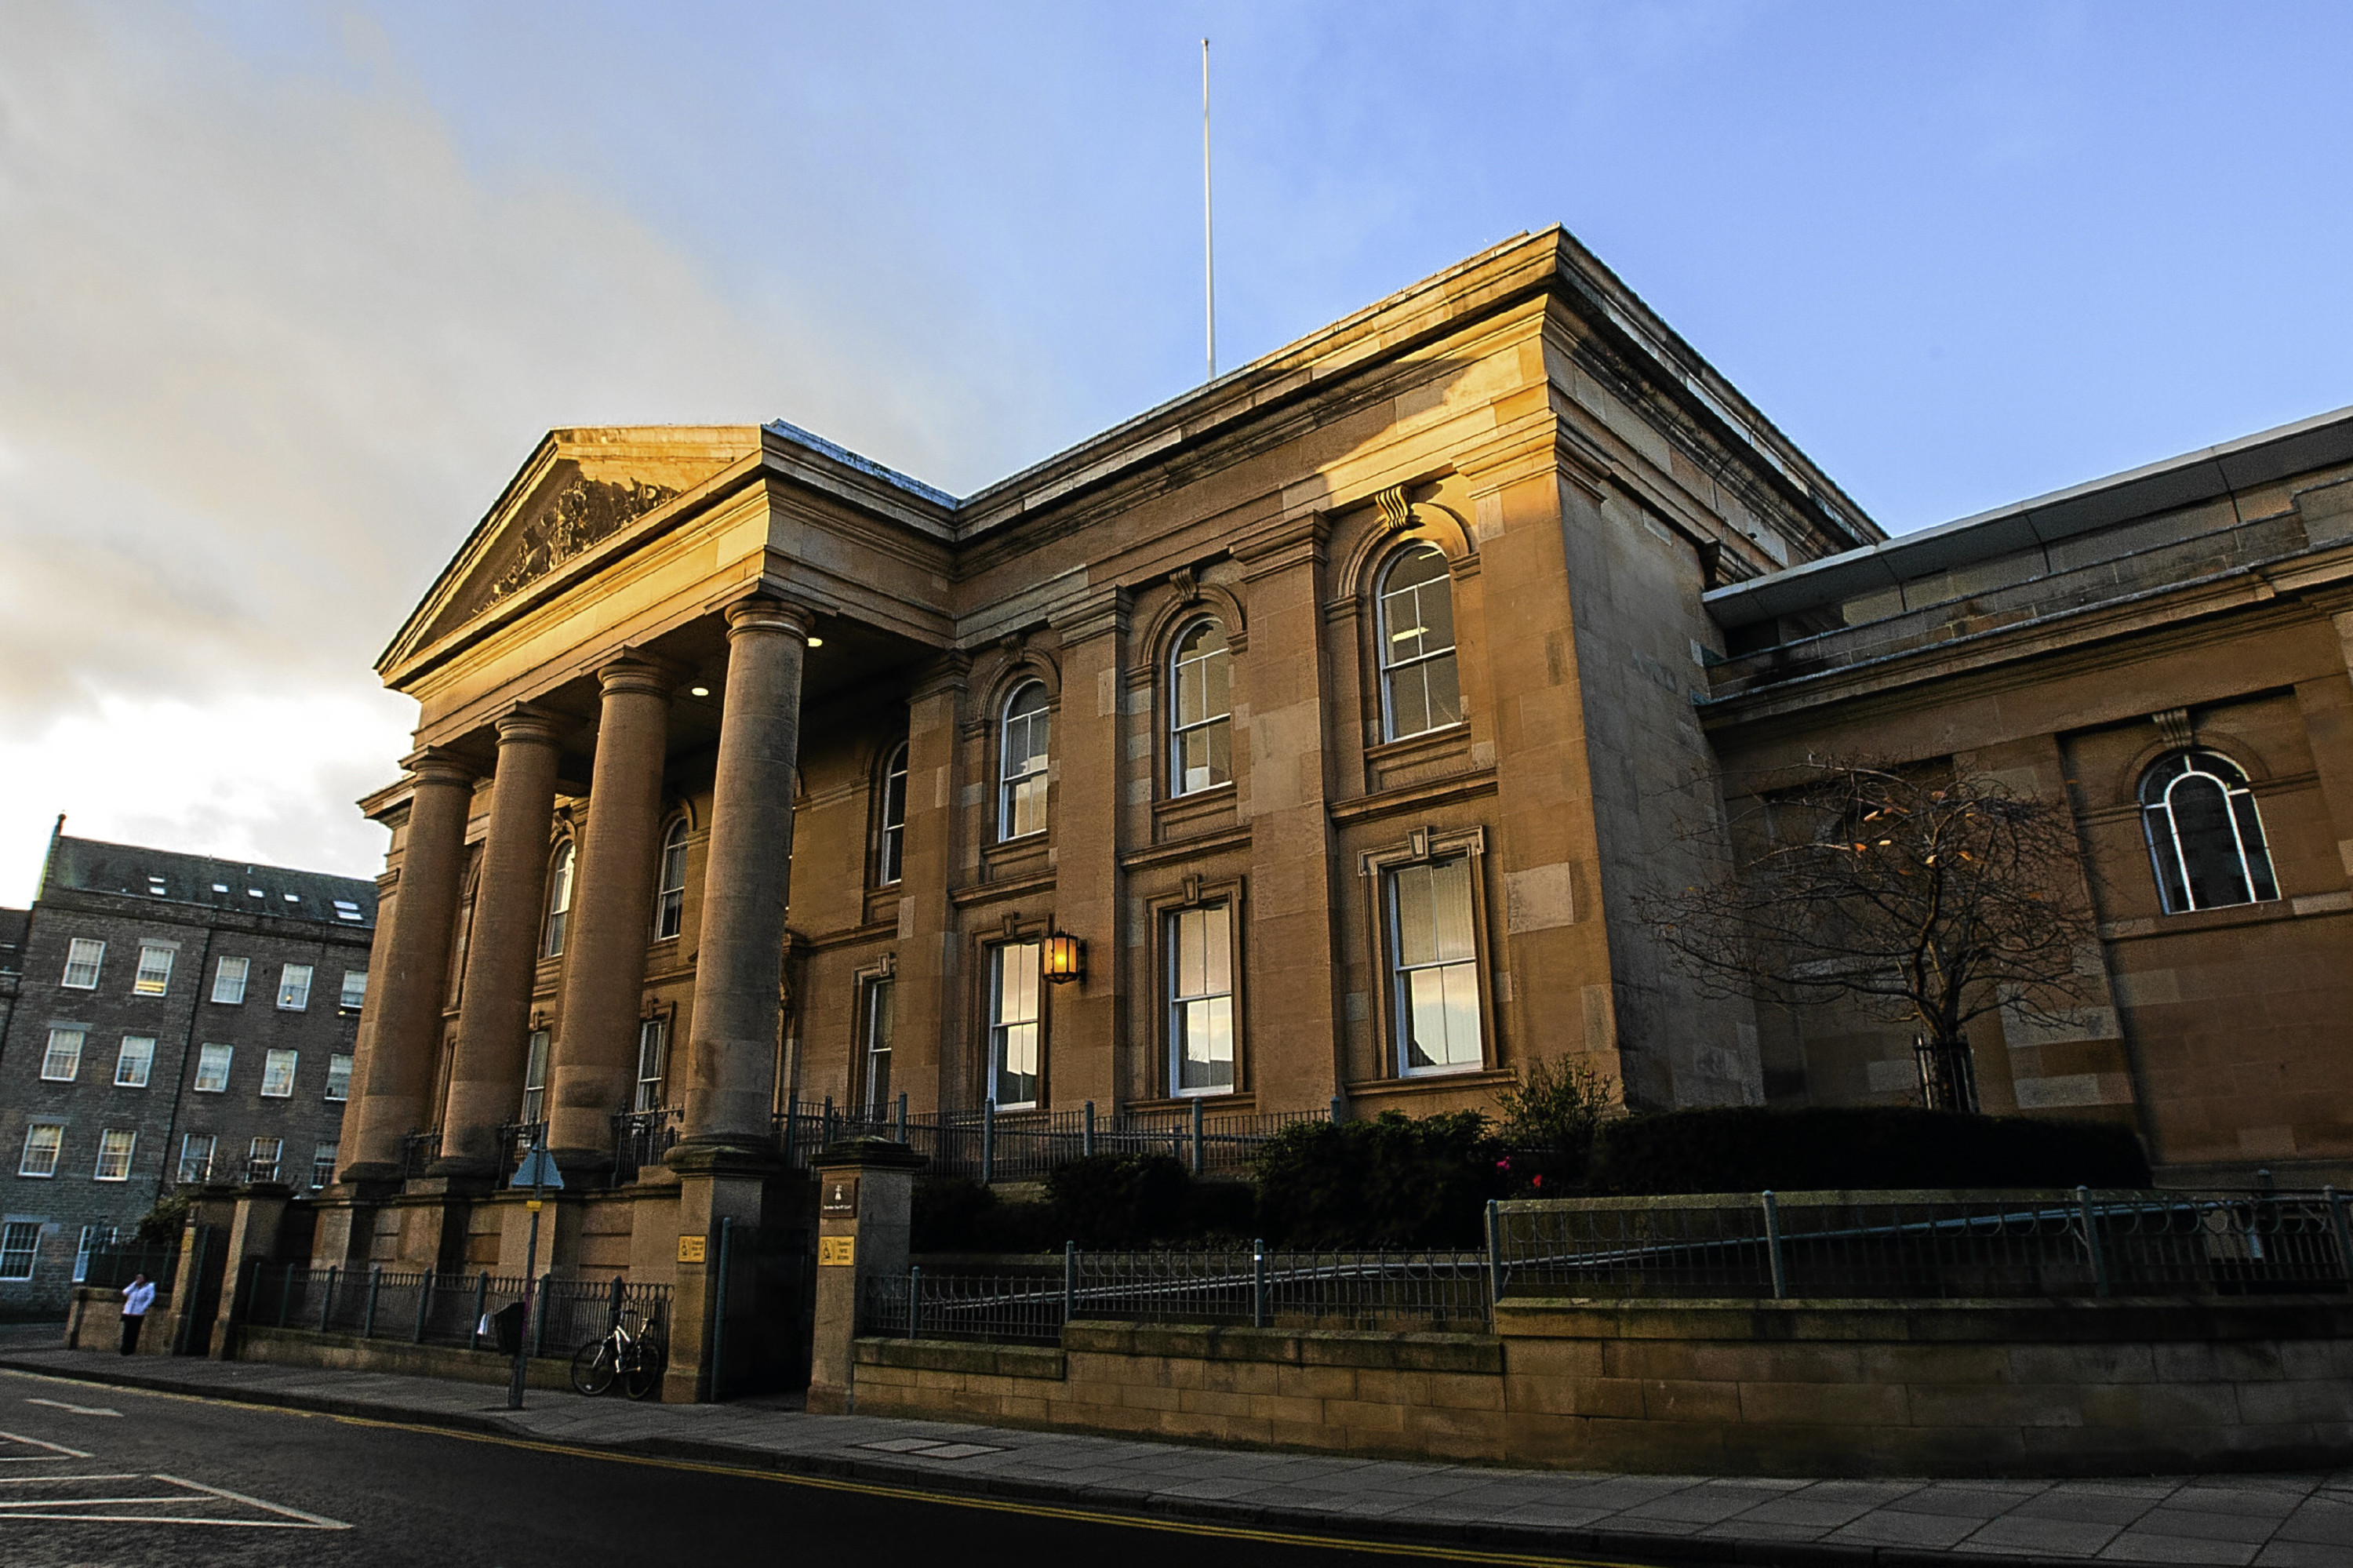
[318,226,2353,1394]
[0,828,375,1315]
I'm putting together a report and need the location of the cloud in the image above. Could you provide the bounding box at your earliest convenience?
[0,2,1019,900]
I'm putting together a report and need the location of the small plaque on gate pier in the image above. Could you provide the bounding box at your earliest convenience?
[820,1174,860,1217]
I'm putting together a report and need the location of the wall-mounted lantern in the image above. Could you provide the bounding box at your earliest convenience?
[1042,930,1086,984]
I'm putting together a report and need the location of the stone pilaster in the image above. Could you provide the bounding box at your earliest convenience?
[1044,589,1128,1109]
[1238,515,1344,1111]
[344,749,475,1181]
[548,656,675,1170]
[889,653,968,1116]
[435,706,566,1177]
[678,598,812,1148]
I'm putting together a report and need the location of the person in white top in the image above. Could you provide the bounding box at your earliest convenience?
[119,1273,156,1355]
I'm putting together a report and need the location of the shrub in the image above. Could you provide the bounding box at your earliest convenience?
[1252,1111,1506,1249]
[134,1192,192,1244]
[1587,1106,2152,1195]
[1497,1056,1616,1185]
[1046,1154,1194,1246]
[911,1159,1256,1253]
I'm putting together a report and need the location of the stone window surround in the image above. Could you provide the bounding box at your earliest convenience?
[871,739,910,890]
[1358,824,1496,1083]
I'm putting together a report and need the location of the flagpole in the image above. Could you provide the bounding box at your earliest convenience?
[1202,37,1215,383]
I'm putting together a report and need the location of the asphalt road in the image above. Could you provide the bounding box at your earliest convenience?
[0,1367,1686,1568]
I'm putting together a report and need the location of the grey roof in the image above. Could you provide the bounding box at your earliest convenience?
[1703,404,2353,630]
[762,420,959,509]
[41,835,377,929]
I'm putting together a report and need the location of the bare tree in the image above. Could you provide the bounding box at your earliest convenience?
[1638,759,2100,1111]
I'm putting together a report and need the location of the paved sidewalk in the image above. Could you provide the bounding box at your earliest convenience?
[0,1343,2347,1566]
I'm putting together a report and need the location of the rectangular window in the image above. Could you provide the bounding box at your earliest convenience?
[339,970,368,1010]
[93,1128,136,1182]
[19,1122,64,1178]
[247,1137,282,1184]
[520,1030,550,1122]
[195,1043,234,1093]
[860,978,895,1111]
[1168,904,1236,1096]
[179,1133,216,1184]
[0,1223,36,1282]
[133,944,175,996]
[61,937,104,989]
[74,1224,107,1283]
[114,1035,156,1089]
[632,1020,667,1114]
[988,941,1042,1109]
[311,1141,338,1190]
[325,1053,353,1102]
[39,1028,85,1082]
[276,964,313,1010]
[211,956,249,1004]
[1387,857,1484,1075]
[260,1048,298,1098]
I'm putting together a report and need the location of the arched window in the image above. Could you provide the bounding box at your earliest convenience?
[878,741,909,884]
[653,820,689,940]
[543,841,576,957]
[999,681,1051,839]
[2140,749,2279,913]
[1169,619,1232,795]
[1377,544,1461,740]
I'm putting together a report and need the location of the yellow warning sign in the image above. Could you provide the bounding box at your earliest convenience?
[817,1236,856,1268]
[677,1235,707,1264]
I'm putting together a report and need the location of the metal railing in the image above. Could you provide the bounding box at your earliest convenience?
[494,1121,547,1183]
[860,1242,1492,1344]
[399,1130,441,1180]
[1493,1187,2353,1303]
[252,1264,670,1355]
[81,1240,180,1291]
[777,1094,1334,1181]
[612,1108,681,1184]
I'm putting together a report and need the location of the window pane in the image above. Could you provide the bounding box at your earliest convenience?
[340,970,368,1009]
[261,1049,298,1097]
[1394,864,1437,967]
[277,965,312,1010]
[1431,858,1475,960]
[63,937,104,988]
[1422,653,1462,728]
[180,1133,215,1184]
[0,1223,37,1281]
[325,1053,353,1102]
[1202,903,1231,995]
[311,1142,338,1189]
[95,1130,136,1181]
[212,956,249,1003]
[115,1036,155,1088]
[2231,792,2280,900]
[195,1044,233,1092]
[1404,967,1450,1071]
[41,1028,83,1082]
[247,1137,281,1182]
[1387,664,1431,739]
[2170,775,2251,908]
[134,945,174,995]
[20,1124,64,1177]
[1437,961,1484,1065]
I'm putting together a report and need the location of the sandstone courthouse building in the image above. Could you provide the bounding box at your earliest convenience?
[322,229,2353,1381]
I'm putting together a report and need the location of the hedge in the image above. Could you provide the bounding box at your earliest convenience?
[1587,1105,2152,1195]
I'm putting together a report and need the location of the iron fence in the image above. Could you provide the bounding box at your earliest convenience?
[81,1239,180,1291]
[860,1242,1492,1344]
[250,1265,670,1357]
[777,1094,1333,1181]
[612,1108,681,1184]
[400,1130,440,1180]
[1493,1188,2353,1302]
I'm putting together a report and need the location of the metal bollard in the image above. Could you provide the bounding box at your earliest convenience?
[1762,1191,1787,1301]
[907,1265,923,1340]
[472,1271,489,1350]
[2077,1185,2111,1297]
[1252,1239,1269,1330]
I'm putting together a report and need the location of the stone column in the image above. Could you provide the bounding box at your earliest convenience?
[547,657,675,1170]
[678,598,813,1146]
[1238,516,1346,1111]
[343,749,476,1181]
[435,706,566,1177]
[889,655,968,1116]
[663,597,808,1402]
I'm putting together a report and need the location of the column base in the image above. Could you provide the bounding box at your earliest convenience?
[424,1156,501,1183]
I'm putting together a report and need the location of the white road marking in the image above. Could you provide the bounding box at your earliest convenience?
[0,1475,141,1486]
[151,1473,352,1530]
[0,1432,89,1461]
[0,1514,338,1527]
[23,1399,121,1418]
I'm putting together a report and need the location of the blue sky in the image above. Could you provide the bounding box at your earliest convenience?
[3,1,2351,897]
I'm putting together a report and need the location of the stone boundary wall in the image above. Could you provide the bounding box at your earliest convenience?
[850,1297,2353,1478]
[232,1325,576,1392]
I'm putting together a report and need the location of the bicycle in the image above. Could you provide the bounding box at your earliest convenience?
[569,1305,667,1400]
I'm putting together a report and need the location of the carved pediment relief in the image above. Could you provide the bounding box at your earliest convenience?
[459,472,678,623]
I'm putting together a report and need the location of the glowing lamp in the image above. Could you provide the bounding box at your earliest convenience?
[1042,930,1086,984]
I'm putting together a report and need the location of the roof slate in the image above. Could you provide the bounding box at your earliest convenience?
[42,835,377,929]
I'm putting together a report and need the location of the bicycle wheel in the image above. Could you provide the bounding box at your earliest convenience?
[570,1337,617,1396]
[621,1335,666,1401]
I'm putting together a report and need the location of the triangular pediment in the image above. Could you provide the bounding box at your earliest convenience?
[383,427,762,677]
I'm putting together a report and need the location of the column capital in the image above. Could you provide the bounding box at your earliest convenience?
[724,595,816,642]
[595,650,682,700]
[1049,585,1131,648]
[493,703,568,748]
[908,650,970,704]
[400,746,478,788]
